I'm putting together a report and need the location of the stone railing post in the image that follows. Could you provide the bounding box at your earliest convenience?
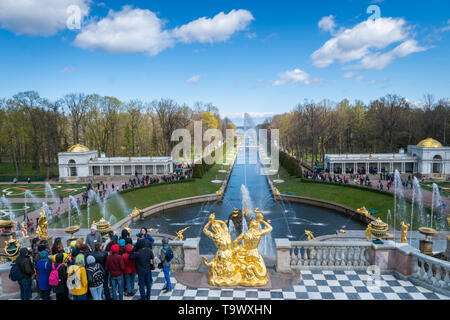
[183,238,201,271]
[275,238,292,273]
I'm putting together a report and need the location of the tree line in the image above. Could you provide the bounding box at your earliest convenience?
[0,91,235,178]
[260,94,449,166]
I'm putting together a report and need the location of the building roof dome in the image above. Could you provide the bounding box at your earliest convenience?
[67,144,90,152]
[416,138,443,148]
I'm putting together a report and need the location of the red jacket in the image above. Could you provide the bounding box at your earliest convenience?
[122,245,136,274]
[105,253,125,277]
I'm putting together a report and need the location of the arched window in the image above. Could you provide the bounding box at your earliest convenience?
[68,159,77,177]
[432,155,442,174]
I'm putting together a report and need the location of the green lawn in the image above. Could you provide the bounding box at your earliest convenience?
[270,166,448,231]
[50,163,231,228]
[0,202,50,218]
[0,184,86,198]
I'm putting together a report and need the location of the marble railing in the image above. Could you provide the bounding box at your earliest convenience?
[289,241,373,270]
[409,251,450,294]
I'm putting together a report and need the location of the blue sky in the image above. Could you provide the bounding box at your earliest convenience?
[0,0,449,123]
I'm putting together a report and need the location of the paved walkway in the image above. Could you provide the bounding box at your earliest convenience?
[11,269,449,300]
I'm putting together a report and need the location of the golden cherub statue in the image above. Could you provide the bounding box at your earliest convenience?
[400,221,410,243]
[35,209,48,240]
[357,207,371,217]
[124,224,131,235]
[365,225,372,240]
[129,207,142,218]
[305,230,317,241]
[174,227,190,241]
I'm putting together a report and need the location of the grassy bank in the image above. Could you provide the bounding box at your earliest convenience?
[50,163,230,228]
[271,166,448,231]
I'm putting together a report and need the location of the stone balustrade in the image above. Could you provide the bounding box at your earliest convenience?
[408,251,450,296]
[289,241,373,270]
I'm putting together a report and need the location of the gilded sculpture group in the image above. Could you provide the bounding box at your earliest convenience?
[202,208,273,287]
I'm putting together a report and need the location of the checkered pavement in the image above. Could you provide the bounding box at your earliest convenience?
[25,269,449,300]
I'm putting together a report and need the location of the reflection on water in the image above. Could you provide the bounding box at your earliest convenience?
[133,148,365,255]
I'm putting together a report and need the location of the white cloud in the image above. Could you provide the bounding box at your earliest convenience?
[356,75,365,82]
[74,6,174,55]
[73,7,254,55]
[358,39,427,70]
[172,9,254,43]
[272,68,318,86]
[312,17,430,71]
[60,66,75,73]
[441,19,450,32]
[344,72,355,79]
[318,15,336,34]
[186,75,201,83]
[0,0,90,36]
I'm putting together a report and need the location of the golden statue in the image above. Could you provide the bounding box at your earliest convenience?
[202,213,241,286]
[357,207,371,217]
[35,209,48,240]
[365,225,372,240]
[400,221,410,243]
[305,230,317,241]
[21,221,28,238]
[232,210,273,287]
[124,224,131,236]
[128,207,142,218]
[174,227,190,241]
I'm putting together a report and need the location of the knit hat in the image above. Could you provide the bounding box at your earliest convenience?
[118,239,125,247]
[75,254,85,266]
[111,244,119,254]
[91,225,97,230]
[125,244,133,253]
[39,250,49,261]
[70,240,76,248]
[162,238,169,245]
[86,255,96,266]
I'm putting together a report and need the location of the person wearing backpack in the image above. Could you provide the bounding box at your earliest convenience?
[91,242,111,300]
[36,250,51,300]
[67,254,88,300]
[158,238,173,293]
[86,255,105,300]
[122,244,136,297]
[105,244,125,300]
[14,248,35,300]
[51,253,69,300]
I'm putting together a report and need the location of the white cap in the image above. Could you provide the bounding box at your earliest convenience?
[91,225,97,230]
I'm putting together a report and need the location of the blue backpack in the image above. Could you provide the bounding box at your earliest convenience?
[9,261,24,282]
[164,247,174,263]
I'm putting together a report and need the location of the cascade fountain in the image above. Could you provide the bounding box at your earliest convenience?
[430,183,444,229]
[393,170,407,238]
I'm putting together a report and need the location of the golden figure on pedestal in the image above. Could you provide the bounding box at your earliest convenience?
[202,213,241,286]
[174,227,190,241]
[21,221,28,238]
[305,230,317,241]
[366,225,372,240]
[202,210,273,287]
[35,209,48,240]
[400,221,410,243]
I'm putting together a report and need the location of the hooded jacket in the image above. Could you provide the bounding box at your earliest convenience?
[129,240,154,275]
[52,253,68,294]
[67,258,88,296]
[16,248,34,278]
[92,248,108,268]
[122,245,136,275]
[36,251,51,291]
[105,244,124,277]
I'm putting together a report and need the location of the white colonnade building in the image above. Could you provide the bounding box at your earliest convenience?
[58,144,174,182]
[324,138,450,179]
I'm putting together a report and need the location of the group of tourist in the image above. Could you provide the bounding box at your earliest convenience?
[10,226,174,301]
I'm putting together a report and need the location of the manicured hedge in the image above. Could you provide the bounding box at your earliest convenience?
[279,151,302,177]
